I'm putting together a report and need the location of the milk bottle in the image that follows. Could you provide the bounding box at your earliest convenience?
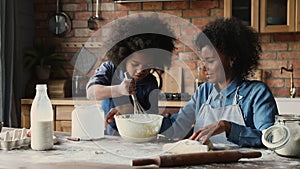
[30,84,53,150]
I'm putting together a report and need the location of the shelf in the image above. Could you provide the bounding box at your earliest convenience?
[61,42,102,48]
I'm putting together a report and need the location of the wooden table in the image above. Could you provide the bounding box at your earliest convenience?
[0,127,299,169]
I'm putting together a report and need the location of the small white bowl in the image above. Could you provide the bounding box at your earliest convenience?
[114,114,163,143]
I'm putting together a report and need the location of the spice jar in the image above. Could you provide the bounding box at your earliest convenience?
[262,114,300,158]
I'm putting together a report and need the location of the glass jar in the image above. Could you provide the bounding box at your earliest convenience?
[262,114,300,158]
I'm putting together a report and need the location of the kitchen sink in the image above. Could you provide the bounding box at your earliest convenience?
[275,98,300,115]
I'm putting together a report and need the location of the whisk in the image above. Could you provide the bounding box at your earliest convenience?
[124,72,147,116]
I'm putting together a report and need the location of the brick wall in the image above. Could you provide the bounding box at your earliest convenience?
[33,0,300,97]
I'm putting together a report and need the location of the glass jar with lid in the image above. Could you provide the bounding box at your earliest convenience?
[262,114,300,158]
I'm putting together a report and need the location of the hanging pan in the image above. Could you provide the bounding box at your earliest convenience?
[88,0,104,30]
[48,0,72,37]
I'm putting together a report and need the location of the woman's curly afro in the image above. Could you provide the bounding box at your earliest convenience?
[196,17,262,80]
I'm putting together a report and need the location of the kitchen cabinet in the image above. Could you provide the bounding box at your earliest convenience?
[297,1,300,31]
[260,0,295,33]
[224,0,259,31]
[224,0,300,33]
[21,98,187,132]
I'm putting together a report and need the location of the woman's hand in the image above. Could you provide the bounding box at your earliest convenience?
[189,120,232,144]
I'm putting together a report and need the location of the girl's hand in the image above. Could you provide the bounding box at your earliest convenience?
[105,108,121,127]
[105,104,134,127]
[118,76,136,96]
[189,120,232,144]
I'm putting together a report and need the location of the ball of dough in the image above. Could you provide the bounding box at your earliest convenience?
[163,139,214,154]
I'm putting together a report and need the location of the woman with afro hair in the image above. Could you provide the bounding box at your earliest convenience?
[162,17,278,147]
[86,13,176,135]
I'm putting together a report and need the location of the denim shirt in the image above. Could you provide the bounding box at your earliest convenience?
[162,79,278,147]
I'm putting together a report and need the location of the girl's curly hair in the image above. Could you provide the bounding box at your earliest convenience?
[196,17,261,80]
[105,13,176,70]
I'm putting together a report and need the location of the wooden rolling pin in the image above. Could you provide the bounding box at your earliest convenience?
[131,150,262,167]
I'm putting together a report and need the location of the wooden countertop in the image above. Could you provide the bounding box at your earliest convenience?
[1,127,299,169]
[21,98,188,107]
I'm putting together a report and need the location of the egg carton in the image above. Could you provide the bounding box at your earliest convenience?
[0,128,31,151]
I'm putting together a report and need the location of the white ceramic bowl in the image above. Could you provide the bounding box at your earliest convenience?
[114,114,163,143]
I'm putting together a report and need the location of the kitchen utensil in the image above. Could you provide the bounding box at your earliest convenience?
[48,0,72,36]
[114,114,163,142]
[124,72,147,116]
[162,67,182,93]
[262,114,300,158]
[88,0,103,30]
[131,150,262,167]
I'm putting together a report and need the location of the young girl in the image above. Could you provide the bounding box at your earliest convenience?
[86,14,176,135]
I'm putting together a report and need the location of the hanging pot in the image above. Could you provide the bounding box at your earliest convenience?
[88,0,104,30]
[48,0,72,36]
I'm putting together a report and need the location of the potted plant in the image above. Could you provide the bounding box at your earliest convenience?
[23,43,67,80]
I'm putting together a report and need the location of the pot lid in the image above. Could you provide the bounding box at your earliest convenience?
[262,125,290,150]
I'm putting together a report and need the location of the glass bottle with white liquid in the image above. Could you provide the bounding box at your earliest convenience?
[30,84,53,150]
